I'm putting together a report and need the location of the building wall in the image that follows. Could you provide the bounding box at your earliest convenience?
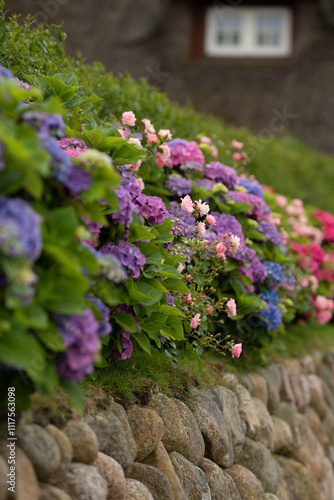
[5,0,334,153]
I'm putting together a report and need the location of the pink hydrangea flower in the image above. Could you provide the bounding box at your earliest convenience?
[199,136,211,144]
[314,295,328,310]
[206,306,213,314]
[299,277,309,288]
[158,129,172,140]
[206,214,216,226]
[276,195,288,208]
[216,242,226,258]
[142,118,155,135]
[232,152,242,161]
[309,276,318,293]
[327,299,334,310]
[231,140,244,150]
[197,222,206,237]
[196,199,210,216]
[181,195,194,213]
[315,310,332,325]
[155,143,170,168]
[210,145,218,159]
[190,313,201,329]
[227,298,237,317]
[232,343,242,358]
[122,111,136,127]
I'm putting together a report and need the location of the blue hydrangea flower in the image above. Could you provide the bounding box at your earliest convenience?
[264,261,285,288]
[0,65,13,78]
[22,111,66,139]
[258,221,283,245]
[237,178,264,198]
[55,310,100,381]
[165,175,192,198]
[0,196,42,262]
[258,302,283,331]
[87,296,112,337]
[260,290,279,304]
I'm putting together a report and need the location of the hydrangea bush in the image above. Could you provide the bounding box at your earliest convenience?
[2,45,334,408]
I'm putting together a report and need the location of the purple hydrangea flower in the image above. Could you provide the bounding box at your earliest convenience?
[58,138,88,150]
[257,221,283,245]
[193,179,216,191]
[0,196,42,262]
[119,170,142,200]
[110,185,135,236]
[168,138,205,168]
[11,77,30,91]
[239,256,267,286]
[203,162,238,189]
[134,194,168,226]
[237,178,264,198]
[0,65,12,78]
[211,212,255,263]
[226,191,271,221]
[40,135,92,196]
[22,111,66,139]
[82,217,103,247]
[87,296,112,337]
[165,175,192,198]
[55,310,100,381]
[99,241,146,278]
[82,242,127,282]
[168,203,195,239]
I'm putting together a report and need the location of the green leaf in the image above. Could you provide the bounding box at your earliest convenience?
[152,218,175,243]
[61,380,85,413]
[132,333,151,355]
[163,278,189,293]
[247,229,267,241]
[229,278,245,297]
[128,223,158,243]
[162,315,185,341]
[135,281,163,306]
[229,201,252,215]
[65,94,102,109]
[142,312,168,334]
[112,313,138,333]
[135,242,163,265]
[46,207,79,245]
[159,305,185,317]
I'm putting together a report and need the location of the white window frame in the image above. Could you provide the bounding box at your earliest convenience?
[204,6,293,58]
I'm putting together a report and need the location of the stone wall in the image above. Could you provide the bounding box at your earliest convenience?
[2,350,334,499]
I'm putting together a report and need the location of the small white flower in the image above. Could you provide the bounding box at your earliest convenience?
[230,235,240,252]
[196,199,210,216]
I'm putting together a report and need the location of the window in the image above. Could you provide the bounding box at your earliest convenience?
[204,6,293,58]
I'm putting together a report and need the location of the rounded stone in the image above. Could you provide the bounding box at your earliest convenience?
[53,462,108,500]
[17,424,61,480]
[225,464,266,500]
[45,424,73,462]
[242,373,268,406]
[109,403,137,461]
[276,485,290,500]
[272,416,293,455]
[237,438,280,494]
[128,462,173,500]
[200,458,242,500]
[173,398,205,466]
[208,386,246,461]
[63,420,99,464]
[125,479,154,500]
[147,394,188,454]
[142,441,186,500]
[83,414,111,452]
[186,390,234,467]
[275,455,324,500]
[265,495,279,500]
[0,455,8,500]
[292,413,325,480]
[93,452,126,500]
[127,406,164,461]
[170,452,210,500]
[252,397,274,451]
[39,482,72,500]
[8,447,39,500]
[102,411,134,474]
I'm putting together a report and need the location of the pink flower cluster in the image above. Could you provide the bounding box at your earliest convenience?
[313,295,334,325]
[314,209,334,243]
[284,199,323,244]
